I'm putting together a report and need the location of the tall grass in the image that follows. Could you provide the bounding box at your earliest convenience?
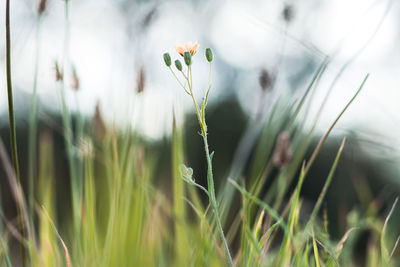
[4,0,26,265]
[1,3,399,267]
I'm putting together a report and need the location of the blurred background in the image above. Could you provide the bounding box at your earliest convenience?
[0,0,400,240]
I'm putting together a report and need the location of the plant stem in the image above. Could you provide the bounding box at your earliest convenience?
[202,135,233,267]
[181,61,232,265]
[5,0,20,184]
[5,0,26,265]
[60,0,82,250]
[28,15,42,222]
[187,66,204,135]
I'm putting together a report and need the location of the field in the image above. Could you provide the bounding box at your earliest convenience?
[0,0,399,266]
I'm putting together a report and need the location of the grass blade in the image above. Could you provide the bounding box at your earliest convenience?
[381,197,398,264]
[304,74,369,176]
[309,137,346,223]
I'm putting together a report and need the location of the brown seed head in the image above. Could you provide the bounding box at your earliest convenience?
[71,66,80,91]
[93,102,107,140]
[259,69,274,91]
[38,0,47,15]
[282,4,294,23]
[272,132,292,167]
[54,61,63,82]
[136,66,145,94]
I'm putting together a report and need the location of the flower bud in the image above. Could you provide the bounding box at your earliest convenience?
[163,53,171,67]
[175,60,183,71]
[184,52,192,66]
[205,48,213,62]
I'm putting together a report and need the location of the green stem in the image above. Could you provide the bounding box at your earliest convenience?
[60,0,82,249]
[175,59,231,265]
[187,66,204,135]
[5,0,26,265]
[169,67,186,90]
[74,91,85,180]
[28,15,42,222]
[202,135,233,266]
[5,0,20,184]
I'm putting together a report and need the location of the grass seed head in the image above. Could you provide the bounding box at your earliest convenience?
[282,4,294,23]
[71,66,80,91]
[37,0,47,15]
[93,102,107,140]
[273,131,292,167]
[136,66,146,94]
[259,69,273,91]
[54,61,63,82]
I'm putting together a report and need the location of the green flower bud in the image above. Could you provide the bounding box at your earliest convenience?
[205,48,213,62]
[163,53,171,67]
[184,52,192,66]
[175,60,183,71]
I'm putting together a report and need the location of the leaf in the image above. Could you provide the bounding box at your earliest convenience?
[179,164,195,184]
[210,151,215,161]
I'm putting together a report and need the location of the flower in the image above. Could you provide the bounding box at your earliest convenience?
[174,41,200,56]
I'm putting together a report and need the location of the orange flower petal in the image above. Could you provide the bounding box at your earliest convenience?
[184,42,192,51]
[191,43,200,55]
[174,45,185,56]
[175,41,200,56]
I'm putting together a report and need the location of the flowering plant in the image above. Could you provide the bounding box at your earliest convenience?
[163,43,233,266]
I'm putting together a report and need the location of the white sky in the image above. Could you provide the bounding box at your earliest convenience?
[0,0,399,147]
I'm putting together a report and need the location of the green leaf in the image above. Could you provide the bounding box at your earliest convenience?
[179,164,195,184]
[210,151,214,161]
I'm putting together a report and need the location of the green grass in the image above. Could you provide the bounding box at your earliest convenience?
[1,68,399,267]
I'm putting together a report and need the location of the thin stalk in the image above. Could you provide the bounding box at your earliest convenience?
[203,135,233,267]
[181,62,232,265]
[74,91,85,181]
[201,62,212,128]
[28,15,42,221]
[5,0,20,186]
[304,73,369,176]
[309,137,346,223]
[60,0,82,254]
[168,67,189,94]
[5,0,26,265]
[187,66,204,135]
